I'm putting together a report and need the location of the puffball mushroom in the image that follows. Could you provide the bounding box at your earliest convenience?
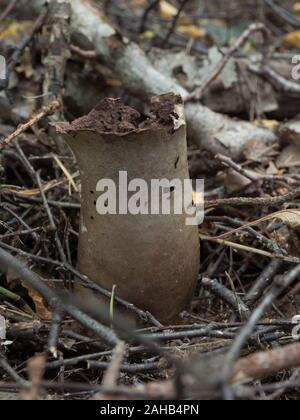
[54,93,200,324]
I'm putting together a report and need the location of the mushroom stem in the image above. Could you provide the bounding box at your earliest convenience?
[54,93,200,324]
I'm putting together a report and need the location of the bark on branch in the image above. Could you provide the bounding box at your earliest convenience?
[232,342,300,382]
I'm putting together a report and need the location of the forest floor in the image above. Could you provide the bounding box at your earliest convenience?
[1,0,300,400]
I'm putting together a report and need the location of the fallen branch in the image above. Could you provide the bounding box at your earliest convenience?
[215,153,259,183]
[232,343,300,382]
[88,360,160,374]
[42,1,71,103]
[0,379,176,400]
[249,64,300,95]
[1,0,277,161]
[205,187,300,209]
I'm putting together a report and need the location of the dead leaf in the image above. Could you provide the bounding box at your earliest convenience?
[159,0,178,19]
[52,154,79,192]
[0,179,64,197]
[139,30,156,40]
[293,2,300,18]
[176,25,206,39]
[266,161,279,175]
[21,281,53,320]
[279,119,300,146]
[275,209,300,230]
[221,169,252,194]
[276,144,300,168]
[254,119,279,130]
[204,46,237,89]
[243,139,278,163]
[59,337,76,350]
[215,209,300,241]
[0,21,32,42]
[284,30,300,47]
[293,2,300,11]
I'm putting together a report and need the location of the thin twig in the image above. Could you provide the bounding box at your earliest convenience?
[215,154,259,182]
[70,45,97,59]
[263,0,300,28]
[162,0,189,45]
[0,204,39,243]
[140,0,160,33]
[14,196,80,210]
[7,9,47,71]
[201,278,250,320]
[216,152,296,184]
[186,23,269,101]
[88,360,161,374]
[47,310,64,358]
[221,264,300,400]
[244,259,282,307]
[0,0,17,23]
[206,215,281,253]
[205,187,300,209]
[200,234,300,264]
[0,240,162,328]
[0,228,41,240]
[13,139,37,181]
[249,64,300,94]
[0,101,62,151]
[102,341,127,389]
[0,352,27,386]
[36,170,68,266]
[0,380,174,400]
[232,343,300,382]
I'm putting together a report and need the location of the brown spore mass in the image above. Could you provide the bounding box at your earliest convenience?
[55,93,182,135]
[71,98,142,134]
